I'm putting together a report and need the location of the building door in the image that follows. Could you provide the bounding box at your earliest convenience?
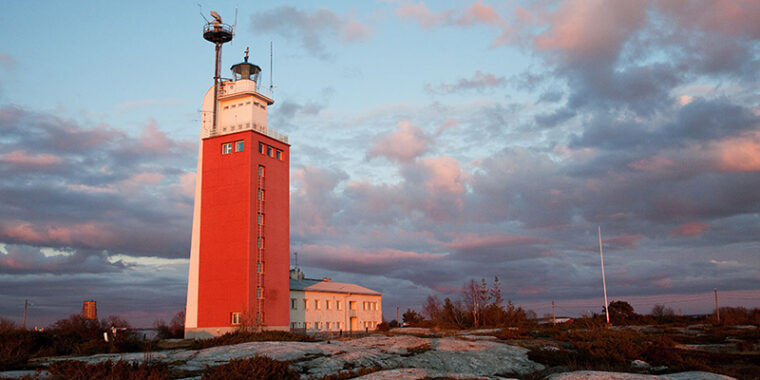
[350,317,358,331]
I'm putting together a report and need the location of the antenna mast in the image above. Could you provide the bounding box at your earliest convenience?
[203,11,234,134]
[598,226,610,325]
[269,41,274,97]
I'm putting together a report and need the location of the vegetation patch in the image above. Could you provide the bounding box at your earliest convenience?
[201,356,298,380]
[190,330,314,349]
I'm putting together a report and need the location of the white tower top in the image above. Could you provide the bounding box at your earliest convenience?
[200,49,286,143]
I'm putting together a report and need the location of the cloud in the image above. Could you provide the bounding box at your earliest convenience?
[671,222,710,237]
[395,2,510,47]
[367,121,431,162]
[250,6,372,59]
[0,105,195,258]
[0,53,16,70]
[425,71,506,94]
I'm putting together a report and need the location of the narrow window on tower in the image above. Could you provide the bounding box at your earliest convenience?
[231,312,241,325]
[235,140,244,152]
[258,165,265,177]
[257,286,262,299]
[291,298,297,310]
[256,312,261,324]
[266,146,272,157]
[275,150,282,160]
[258,189,265,201]
[257,213,264,225]
[257,237,264,249]
[256,261,262,273]
[222,143,233,154]
[258,142,265,154]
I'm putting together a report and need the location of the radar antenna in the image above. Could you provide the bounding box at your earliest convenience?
[210,10,222,23]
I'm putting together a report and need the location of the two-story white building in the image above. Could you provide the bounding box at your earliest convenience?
[289,268,382,332]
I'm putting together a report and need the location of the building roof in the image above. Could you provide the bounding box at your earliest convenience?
[289,278,381,296]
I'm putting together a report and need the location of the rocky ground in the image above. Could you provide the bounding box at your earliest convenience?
[0,328,742,379]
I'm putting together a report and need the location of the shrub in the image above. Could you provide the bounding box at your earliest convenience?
[19,360,169,380]
[191,330,313,349]
[201,356,298,380]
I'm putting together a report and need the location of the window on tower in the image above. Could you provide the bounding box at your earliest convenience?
[235,140,244,152]
[222,143,233,154]
[231,312,241,325]
[275,150,282,160]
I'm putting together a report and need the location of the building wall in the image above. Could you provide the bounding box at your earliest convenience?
[187,80,290,337]
[289,290,382,332]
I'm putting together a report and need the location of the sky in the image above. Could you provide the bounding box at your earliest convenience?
[0,1,758,328]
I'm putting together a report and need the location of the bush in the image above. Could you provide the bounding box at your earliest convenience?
[18,360,169,380]
[191,330,314,349]
[202,356,298,380]
[154,311,185,340]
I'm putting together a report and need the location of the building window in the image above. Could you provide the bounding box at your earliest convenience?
[304,299,308,310]
[257,261,262,273]
[291,298,297,310]
[315,300,320,310]
[256,312,262,324]
[258,165,265,177]
[275,150,282,160]
[257,237,264,249]
[235,140,244,152]
[231,312,241,325]
[266,146,272,156]
[258,189,265,201]
[338,322,343,329]
[306,322,311,329]
[258,213,264,225]
[259,142,266,154]
[337,301,342,310]
[349,301,356,311]
[326,300,331,310]
[222,143,233,154]
[257,286,262,299]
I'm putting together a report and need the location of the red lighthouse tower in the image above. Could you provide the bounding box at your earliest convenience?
[185,14,290,338]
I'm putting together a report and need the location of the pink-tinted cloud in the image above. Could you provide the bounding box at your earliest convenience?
[445,233,551,251]
[0,52,17,70]
[426,70,506,94]
[656,0,760,39]
[455,1,501,26]
[395,2,510,47]
[368,121,430,162]
[296,243,441,275]
[1,221,119,248]
[712,133,760,172]
[395,2,450,28]
[417,156,466,196]
[532,0,648,63]
[670,221,709,237]
[628,156,675,173]
[604,233,645,249]
[1,150,63,169]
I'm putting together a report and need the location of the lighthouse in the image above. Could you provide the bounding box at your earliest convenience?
[185,13,290,338]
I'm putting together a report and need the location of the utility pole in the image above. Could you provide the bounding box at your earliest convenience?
[552,300,556,326]
[714,288,720,324]
[598,226,610,325]
[22,299,28,330]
